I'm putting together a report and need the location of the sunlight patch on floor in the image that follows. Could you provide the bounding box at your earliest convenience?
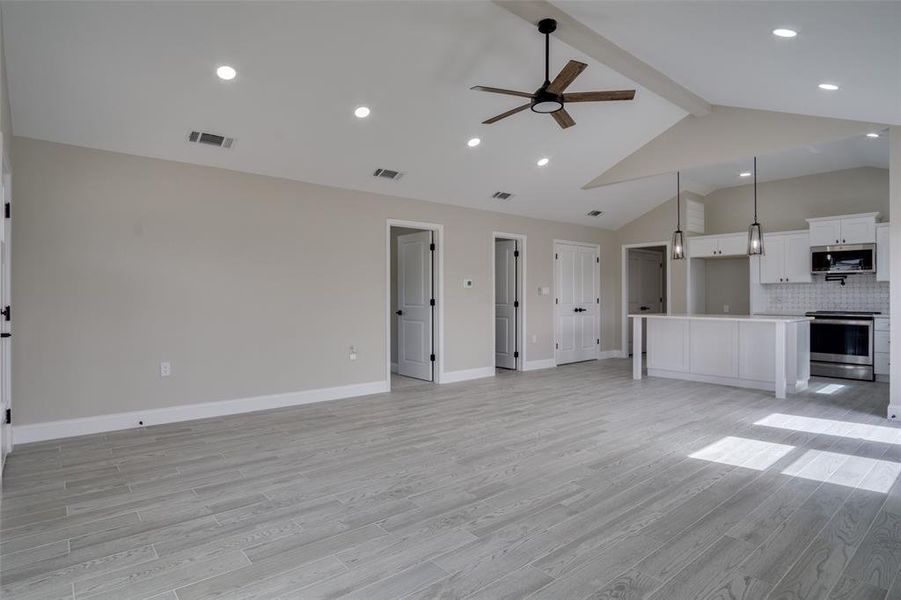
[814,383,846,395]
[781,449,901,493]
[688,436,795,470]
[755,413,901,445]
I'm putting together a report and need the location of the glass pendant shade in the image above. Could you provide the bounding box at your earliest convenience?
[748,222,763,255]
[672,229,685,260]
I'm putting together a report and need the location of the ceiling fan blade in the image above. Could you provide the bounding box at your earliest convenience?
[546,60,588,94]
[482,103,531,124]
[563,90,636,102]
[551,108,575,129]
[471,85,535,99]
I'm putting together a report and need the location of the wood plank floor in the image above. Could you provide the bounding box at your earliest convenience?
[3,359,901,600]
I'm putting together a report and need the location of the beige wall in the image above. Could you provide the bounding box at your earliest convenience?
[0,6,12,146]
[11,137,618,425]
[703,257,750,315]
[704,167,889,234]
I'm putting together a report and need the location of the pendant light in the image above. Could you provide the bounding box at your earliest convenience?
[672,171,685,260]
[747,156,764,255]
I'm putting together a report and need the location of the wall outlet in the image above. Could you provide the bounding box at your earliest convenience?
[349,346,357,361]
[539,286,550,296]
[723,304,730,313]
[463,279,474,288]
[160,361,171,377]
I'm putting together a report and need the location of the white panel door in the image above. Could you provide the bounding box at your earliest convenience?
[0,169,9,466]
[877,224,890,282]
[556,243,599,365]
[809,220,841,246]
[495,239,517,370]
[783,233,812,283]
[840,217,876,244]
[759,235,784,284]
[397,231,433,381]
[717,234,748,257]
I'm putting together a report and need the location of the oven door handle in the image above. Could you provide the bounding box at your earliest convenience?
[812,319,875,327]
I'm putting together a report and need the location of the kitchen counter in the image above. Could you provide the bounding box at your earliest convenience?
[630,314,811,398]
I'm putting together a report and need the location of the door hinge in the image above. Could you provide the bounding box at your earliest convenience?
[555,298,558,304]
[513,300,519,308]
[4,408,9,425]
[429,242,435,252]
[659,297,663,303]
[4,203,9,219]
[429,353,436,362]
[555,342,559,349]
[429,298,435,306]
[596,298,599,304]
[514,351,519,358]
[1,305,9,321]
[514,250,520,258]
[555,253,558,259]
[597,338,600,345]
[596,257,599,263]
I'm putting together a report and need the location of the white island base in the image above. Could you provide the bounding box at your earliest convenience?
[630,314,811,399]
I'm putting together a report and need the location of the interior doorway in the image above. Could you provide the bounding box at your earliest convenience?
[554,241,600,365]
[0,140,11,468]
[493,233,525,372]
[389,223,439,387]
[621,242,671,357]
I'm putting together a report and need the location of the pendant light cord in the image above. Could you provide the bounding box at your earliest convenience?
[676,171,681,229]
[753,156,758,222]
[544,32,550,84]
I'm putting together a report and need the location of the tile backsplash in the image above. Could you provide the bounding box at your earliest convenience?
[760,274,889,315]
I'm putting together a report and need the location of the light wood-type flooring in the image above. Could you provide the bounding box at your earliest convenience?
[2,359,900,600]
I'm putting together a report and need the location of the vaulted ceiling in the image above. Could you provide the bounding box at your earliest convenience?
[2,1,897,229]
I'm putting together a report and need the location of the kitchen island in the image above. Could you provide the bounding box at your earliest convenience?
[630,314,812,398]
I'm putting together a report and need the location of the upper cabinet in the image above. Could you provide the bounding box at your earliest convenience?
[688,232,747,258]
[877,223,890,282]
[806,213,879,246]
[759,231,812,284]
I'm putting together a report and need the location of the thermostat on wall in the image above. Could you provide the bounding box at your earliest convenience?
[463,279,474,288]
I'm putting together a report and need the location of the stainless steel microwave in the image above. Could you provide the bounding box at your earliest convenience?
[810,243,875,275]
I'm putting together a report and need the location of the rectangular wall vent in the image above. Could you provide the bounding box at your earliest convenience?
[372,168,403,181]
[188,131,234,149]
[586,210,604,217]
[492,192,513,200]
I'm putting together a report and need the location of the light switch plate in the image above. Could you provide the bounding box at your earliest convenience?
[539,286,550,295]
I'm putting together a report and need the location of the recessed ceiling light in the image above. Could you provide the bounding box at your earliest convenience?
[537,157,550,167]
[354,106,371,119]
[216,65,237,81]
[467,137,481,148]
[739,172,752,177]
[772,28,797,38]
[866,132,880,138]
[818,83,839,91]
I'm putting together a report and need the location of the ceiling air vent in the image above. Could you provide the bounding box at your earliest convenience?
[372,168,403,181]
[586,210,604,217]
[492,192,513,200]
[187,131,235,149]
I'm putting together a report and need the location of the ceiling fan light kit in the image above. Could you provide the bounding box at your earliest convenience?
[471,18,636,129]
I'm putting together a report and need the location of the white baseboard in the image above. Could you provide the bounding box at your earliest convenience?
[599,350,622,360]
[440,367,495,384]
[523,358,556,371]
[889,404,901,420]
[13,380,389,445]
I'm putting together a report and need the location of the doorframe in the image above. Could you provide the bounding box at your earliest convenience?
[386,219,444,388]
[621,240,672,358]
[0,134,10,468]
[553,240,601,366]
[491,232,526,371]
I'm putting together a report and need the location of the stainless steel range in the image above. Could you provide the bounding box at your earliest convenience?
[805,310,879,381]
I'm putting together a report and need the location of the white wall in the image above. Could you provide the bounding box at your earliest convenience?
[11,137,619,427]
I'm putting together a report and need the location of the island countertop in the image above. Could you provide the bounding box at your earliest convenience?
[628,313,812,323]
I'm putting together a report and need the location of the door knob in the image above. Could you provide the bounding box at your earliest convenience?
[395,310,403,316]
[640,306,650,311]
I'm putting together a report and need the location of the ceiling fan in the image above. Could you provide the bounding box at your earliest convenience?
[471,18,636,129]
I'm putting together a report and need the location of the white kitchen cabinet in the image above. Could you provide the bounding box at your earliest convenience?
[759,231,811,284]
[877,223,890,282]
[876,317,890,380]
[688,232,747,258]
[806,213,878,246]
